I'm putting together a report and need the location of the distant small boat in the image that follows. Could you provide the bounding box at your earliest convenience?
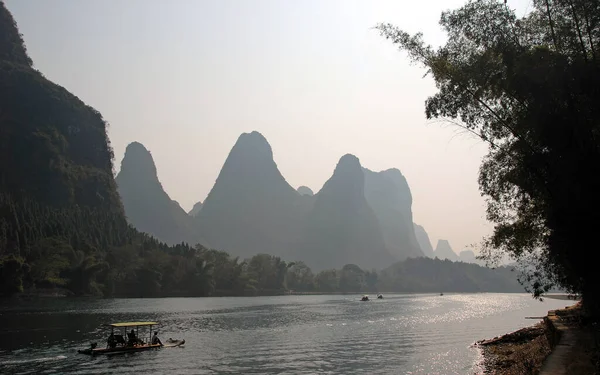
[377,294,383,299]
[361,295,369,301]
[78,321,184,356]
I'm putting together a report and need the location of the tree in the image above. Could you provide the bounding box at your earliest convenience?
[64,251,108,296]
[286,261,315,291]
[378,0,600,312]
[0,0,32,66]
[28,237,73,288]
[0,255,26,294]
[314,269,339,292]
[246,254,289,292]
[339,264,365,292]
[364,269,379,291]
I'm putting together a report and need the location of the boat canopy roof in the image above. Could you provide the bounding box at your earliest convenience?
[108,321,158,328]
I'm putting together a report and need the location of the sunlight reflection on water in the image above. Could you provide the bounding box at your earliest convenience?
[0,293,574,374]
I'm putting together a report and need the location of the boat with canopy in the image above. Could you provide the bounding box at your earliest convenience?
[77,321,185,356]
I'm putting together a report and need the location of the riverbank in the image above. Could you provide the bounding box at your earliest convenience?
[6,290,570,300]
[477,316,559,374]
[477,302,598,374]
[6,289,458,299]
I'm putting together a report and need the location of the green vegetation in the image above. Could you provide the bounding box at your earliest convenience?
[0,1,525,299]
[0,0,31,66]
[378,0,600,315]
[0,187,522,296]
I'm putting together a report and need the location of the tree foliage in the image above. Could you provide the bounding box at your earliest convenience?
[0,189,523,297]
[378,0,600,310]
[0,0,525,299]
[0,1,31,66]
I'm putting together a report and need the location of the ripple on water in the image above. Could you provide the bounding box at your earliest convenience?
[0,293,576,374]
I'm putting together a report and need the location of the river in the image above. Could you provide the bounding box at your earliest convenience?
[0,293,574,374]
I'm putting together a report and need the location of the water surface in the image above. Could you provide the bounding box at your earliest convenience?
[0,293,574,374]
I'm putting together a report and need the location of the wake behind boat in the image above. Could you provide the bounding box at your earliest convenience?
[78,321,184,356]
[163,338,186,348]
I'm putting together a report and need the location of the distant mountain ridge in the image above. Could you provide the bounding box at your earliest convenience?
[194,131,305,259]
[364,168,423,260]
[188,201,203,217]
[413,223,435,258]
[434,239,459,261]
[458,249,486,266]
[297,186,314,196]
[118,131,428,270]
[116,142,205,246]
[298,154,394,269]
[0,0,520,301]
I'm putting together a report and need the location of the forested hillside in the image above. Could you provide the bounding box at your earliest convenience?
[0,1,525,298]
[0,1,227,297]
[0,0,128,295]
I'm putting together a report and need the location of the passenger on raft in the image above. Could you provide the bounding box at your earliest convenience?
[107,333,117,349]
[128,329,141,346]
[152,331,163,346]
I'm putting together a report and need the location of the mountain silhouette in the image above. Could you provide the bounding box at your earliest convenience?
[458,249,486,266]
[297,186,314,196]
[0,2,525,298]
[434,239,459,261]
[194,131,306,258]
[0,3,123,215]
[118,131,427,270]
[364,168,423,260]
[116,142,204,246]
[296,154,393,270]
[188,201,203,217]
[414,223,435,257]
[0,2,32,66]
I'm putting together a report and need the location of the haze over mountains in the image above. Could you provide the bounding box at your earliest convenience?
[188,202,203,217]
[0,1,521,299]
[414,226,483,264]
[297,154,394,269]
[117,131,444,270]
[364,168,423,260]
[194,131,306,260]
[297,186,314,197]
[458,250,484,265]
[116,142,205,246]
[414,223,435,258]
[434,239,459,261]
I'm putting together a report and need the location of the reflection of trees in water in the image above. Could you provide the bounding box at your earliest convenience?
[0,311,99,351]
[2,295,566,374]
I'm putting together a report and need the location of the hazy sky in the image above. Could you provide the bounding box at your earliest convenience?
[6,0,532,253]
